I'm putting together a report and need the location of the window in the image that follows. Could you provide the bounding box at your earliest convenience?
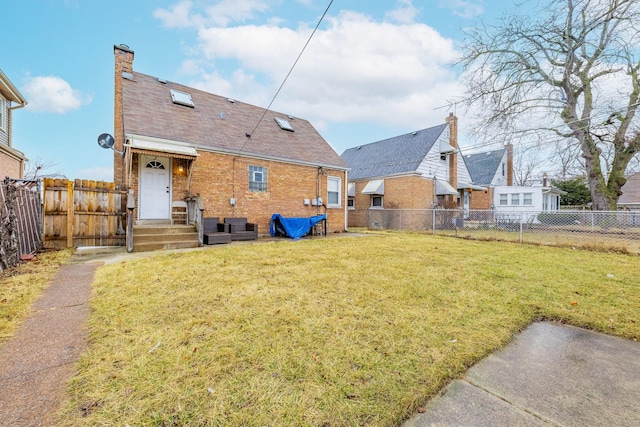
[146,160,165,169]
[371,195,383,208]
[501,162,506,177]
[347,198,355,209]
[499,194,508,206]
[523,193,533,206]
[275,117,294,132]
[170,89,195,107]
[511,193,520,205]
[248,165,267,192]
[327,176,341,207]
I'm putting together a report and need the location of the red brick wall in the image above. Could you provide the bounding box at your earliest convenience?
[113,45,134,186]
[131,151,347,235]
[348,175,435,227]
[469,187,493,210]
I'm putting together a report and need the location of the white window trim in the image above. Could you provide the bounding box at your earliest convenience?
[523,193,533,206]
[371,195,383,208]
[499,194,508,206]
[248,165,268,192]
[0,96,5,132]
[511,193,520,206]
[327,176,341,208]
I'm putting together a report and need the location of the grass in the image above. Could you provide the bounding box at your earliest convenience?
[0,249,72,344]
[59,232,639,426]
[439,227,640,254]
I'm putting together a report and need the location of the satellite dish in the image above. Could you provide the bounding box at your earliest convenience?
[97,133,124,155]
[98,133,115,149]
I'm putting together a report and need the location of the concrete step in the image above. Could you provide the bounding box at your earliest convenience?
[133,224,195,234]
[132,224,199,252]
[133,241,199,252]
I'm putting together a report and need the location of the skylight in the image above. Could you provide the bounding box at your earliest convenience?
[275,117,294,132]
[170,89,194,108]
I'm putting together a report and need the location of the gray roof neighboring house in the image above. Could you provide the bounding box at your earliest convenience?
[121,71,347,169]
[464,148,505,186]
[340,123,448,180]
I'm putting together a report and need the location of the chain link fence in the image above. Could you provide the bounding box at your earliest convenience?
[353,208,640,254]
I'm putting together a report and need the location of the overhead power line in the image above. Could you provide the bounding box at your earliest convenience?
[239,0,334,152]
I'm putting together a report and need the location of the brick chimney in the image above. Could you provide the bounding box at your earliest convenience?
[114,44,134,186]
[505,143,513,186]
[445,112,458,199]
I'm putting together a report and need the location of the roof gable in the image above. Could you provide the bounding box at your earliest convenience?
[340,123,448,180]
[121,72,346,168]
[464,148,506,185]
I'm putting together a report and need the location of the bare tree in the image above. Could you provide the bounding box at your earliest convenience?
[512,144,544,186]
[553,139,583,179]
[23,157,60,180]
[459,0,640,210]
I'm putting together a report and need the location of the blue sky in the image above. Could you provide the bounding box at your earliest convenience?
[3,0,516,181]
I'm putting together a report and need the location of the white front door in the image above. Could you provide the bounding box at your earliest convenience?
[139,155,171,220]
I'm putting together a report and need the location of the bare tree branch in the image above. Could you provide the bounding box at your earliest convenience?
[458,0,640,209]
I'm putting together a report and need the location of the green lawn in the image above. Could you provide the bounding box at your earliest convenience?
[59,232,639,426]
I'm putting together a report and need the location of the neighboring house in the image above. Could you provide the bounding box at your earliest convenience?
[464,144,513,209]
[112,45,348,235]
[0,70,28,179]
[341,114,482,227]
[618,172,640,209]
[492,174,565,222]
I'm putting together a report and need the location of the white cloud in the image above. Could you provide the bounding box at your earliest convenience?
[438,0,485,19]
[22,76,92,114]
[154,0,269,28]
[153,0,195,28]
[178,9,461,131]
[386,0,420,24]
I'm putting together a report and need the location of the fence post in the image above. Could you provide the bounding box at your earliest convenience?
[66,180,73,248]
[519,216,523,243]
[432,209,435,235]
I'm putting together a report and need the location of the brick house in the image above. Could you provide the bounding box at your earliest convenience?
[112,45,348,236]
[463,144,514,209]
[0,70,28,179]
[341,114,482,227]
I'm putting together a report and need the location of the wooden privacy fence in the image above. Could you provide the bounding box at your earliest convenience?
[0,178,42,271]
[43,179,126,248]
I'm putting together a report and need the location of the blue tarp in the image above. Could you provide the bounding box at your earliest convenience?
[270,214,326,239]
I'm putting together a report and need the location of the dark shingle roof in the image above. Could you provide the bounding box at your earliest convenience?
[122,72,347,169]
[340,123,448,180]
[464,148,505,185]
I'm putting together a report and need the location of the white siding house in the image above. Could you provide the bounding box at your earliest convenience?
[493,185,565,222]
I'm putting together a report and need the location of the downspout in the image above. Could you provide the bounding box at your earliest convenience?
[344,170,348,232]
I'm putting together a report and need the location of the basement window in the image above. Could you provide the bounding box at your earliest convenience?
[170,89,195,108]
[275,117,294,132]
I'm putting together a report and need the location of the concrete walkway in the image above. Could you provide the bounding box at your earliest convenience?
[0,262,99,427]
[405,321,640,426]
